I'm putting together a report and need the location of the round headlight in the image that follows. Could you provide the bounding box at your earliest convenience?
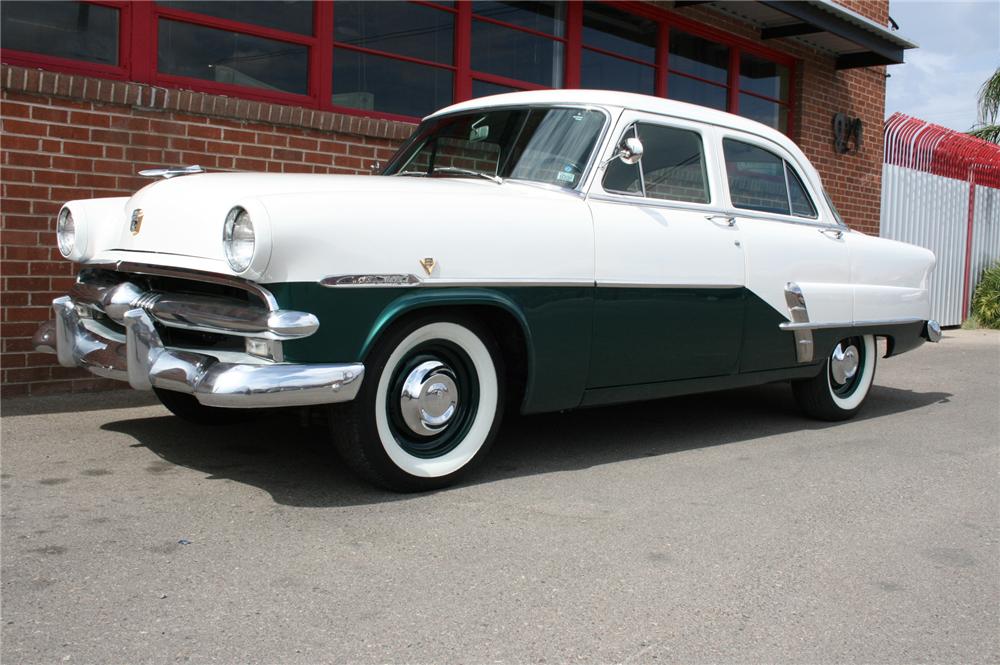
[223,207,255,272]
[56,208,75,258]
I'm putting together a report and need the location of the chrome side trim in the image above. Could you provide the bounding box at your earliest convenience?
[40,298,364,409]
[596,281,742,289]
[321,274,423,288]
[779,317,924,331]
[783,282,814,363]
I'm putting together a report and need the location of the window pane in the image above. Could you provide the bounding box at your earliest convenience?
[334,1,453,64]
[786,163,817,218]
[158,19,308,93]
[472,80,521,98]
[668,74,727,111]
[472,19,563,86]
[637,123,709,203]
[582,50,654,95]
[471,2,564,36]
[669,30,728,84]
[723,139,789,215]
[157,1,312,36]
[739,94,788,132]
[582,4,656,62]
[1,1,118,65]
[739,53,788,101]
[333,49,452,117]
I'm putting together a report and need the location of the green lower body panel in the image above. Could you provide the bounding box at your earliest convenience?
[264,282,927,415]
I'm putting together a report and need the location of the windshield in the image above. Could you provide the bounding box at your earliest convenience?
[382,106,606,189]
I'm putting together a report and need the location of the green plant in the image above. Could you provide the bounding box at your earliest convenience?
[969,68,1000,144]
[971,260,1000,329]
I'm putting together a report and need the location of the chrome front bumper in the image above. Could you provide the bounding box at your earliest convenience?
[34,296,364,408]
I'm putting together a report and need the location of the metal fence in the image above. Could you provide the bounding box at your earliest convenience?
[881,113,1000,327]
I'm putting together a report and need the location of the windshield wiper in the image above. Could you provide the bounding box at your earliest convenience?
[393,170,428,177]
[433,167,503,184]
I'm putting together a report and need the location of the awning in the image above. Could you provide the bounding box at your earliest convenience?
[674,0,918,69]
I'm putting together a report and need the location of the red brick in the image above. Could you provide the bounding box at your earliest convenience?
[2,119,48,136]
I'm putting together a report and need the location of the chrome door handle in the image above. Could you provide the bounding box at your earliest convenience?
[706,215,736,227]
[819,228,844,239]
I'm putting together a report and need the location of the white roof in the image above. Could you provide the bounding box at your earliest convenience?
[427,88,792,152]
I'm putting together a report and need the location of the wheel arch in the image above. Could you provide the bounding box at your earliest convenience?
[359,289,535,412]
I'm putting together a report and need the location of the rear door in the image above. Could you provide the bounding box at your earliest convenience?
[587,113,746,388]
[718,134,851,371]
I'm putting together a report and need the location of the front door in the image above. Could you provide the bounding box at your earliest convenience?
[587,114,746,388]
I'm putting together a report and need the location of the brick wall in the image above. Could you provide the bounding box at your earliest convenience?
[1,0,891,398]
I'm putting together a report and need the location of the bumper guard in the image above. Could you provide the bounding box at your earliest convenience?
[35,296,364,409]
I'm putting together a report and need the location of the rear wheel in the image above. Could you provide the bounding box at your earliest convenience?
[331,315,504,492]
[153,387,251,426]
[792,334,876,421]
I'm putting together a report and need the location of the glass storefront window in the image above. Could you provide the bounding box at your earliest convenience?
[669,30,728,85]
[739,52,789,100]
[158,19,309,94]
[582,4,656,62]
[669,74,727,111]
[332,49,452,117]
[582,50,654,95]
[157,2,313,36]
[471,18,563,87]
[334,2,454,65]
[472,2,564,36]
[1,1,118,65]
[739,94,789,133]
[472,80,522,98]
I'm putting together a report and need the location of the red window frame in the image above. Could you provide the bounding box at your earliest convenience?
[1,0,797,133]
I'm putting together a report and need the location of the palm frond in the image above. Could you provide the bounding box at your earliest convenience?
[977,67,1000,125]
[968,123,1000,144]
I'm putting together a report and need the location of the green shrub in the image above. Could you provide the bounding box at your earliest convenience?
[971,261,1000,329]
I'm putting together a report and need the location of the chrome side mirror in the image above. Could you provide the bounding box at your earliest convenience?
[618,137,644,165]
[601,137,644,168]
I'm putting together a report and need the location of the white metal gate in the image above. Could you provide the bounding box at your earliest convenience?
[880,113,1000,326]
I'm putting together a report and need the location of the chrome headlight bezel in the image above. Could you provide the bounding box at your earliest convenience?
[56,207,76,258]
[223,206,256,273]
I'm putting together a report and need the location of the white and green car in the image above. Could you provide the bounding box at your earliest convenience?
[35,90,941,491]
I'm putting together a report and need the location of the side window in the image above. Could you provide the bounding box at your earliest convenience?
[786,165,817,218]
[603,122,710,204]
[723,138,819,219]
[723,138,789,215]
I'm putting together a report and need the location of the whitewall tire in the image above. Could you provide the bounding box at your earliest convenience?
[331,314,505,492]
[792,334,877,421]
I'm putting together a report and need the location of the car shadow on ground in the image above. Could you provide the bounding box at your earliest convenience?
[100,379,952,508]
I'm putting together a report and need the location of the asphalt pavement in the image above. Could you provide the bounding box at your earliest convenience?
[2,328,998,664]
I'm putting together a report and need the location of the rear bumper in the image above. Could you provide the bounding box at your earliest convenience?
[34,296,364,409]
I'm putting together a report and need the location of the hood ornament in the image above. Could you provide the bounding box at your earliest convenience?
[138,165,205,179]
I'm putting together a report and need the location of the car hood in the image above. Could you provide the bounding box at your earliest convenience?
[91,173,587,278]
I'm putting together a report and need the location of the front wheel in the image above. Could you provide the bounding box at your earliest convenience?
[792,334,877,421]
[331,315,505,492]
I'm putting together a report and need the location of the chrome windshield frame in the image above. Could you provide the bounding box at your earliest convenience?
[381,104,614,194]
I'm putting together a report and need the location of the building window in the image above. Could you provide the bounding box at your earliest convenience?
[0,0,797,133]
[1,1,119,66]
[470,1,565,90]
[581,4,657,95]
[157,19,310,94]
[332,1,455,117]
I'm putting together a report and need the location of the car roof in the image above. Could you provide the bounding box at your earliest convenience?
[426,89,791,148]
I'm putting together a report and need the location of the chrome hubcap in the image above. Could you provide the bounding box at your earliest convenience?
[399,360,459,436]
[830,343,860,385]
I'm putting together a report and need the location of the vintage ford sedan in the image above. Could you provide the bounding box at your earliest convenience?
[34,90,940,491]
